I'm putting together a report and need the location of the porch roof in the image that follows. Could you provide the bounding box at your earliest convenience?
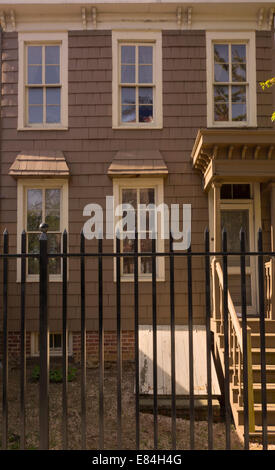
[191,129,275,190]
[107,150,168,177]
[8,151,70,177]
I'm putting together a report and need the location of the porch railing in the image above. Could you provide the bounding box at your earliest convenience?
[265,258,275,319]
[212,258,255,433]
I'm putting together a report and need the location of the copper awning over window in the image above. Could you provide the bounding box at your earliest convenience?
[107,150,168,177]
[9,151,70,177]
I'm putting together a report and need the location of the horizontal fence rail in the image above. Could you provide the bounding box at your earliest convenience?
[0,227,270,450]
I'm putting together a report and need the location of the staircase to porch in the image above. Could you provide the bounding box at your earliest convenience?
[211,259,275,445]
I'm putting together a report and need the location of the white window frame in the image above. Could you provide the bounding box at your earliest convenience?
[113,177,165,281]
[206,31,256,128]
[31,331,73,357]
[17,178,69,282]
[18,32,68,130]
[112,31,163,129]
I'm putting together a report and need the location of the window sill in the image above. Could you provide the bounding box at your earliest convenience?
[112,124,163,130]
[17,126,69,132]
[115,276,165,283]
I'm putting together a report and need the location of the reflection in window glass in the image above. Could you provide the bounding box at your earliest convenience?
[27,44,61,125]
[26,187,62,275]
[120,187,155,275]
[120,44,154,124]
[213,42,247,123]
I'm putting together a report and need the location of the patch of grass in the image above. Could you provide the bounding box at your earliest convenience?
[31,365,77,383]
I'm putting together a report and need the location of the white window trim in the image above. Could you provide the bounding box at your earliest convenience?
[17,178,69,282]
[206,31,257,128]
[112,30,163,130]
[18,32,68,131]
[31,331,73,357]
[113,177,165,282]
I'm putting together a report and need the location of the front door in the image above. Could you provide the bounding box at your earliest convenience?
[220,202,257,315]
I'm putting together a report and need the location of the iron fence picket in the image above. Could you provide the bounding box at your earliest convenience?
[39,227,49,450]
[62,229,68,450]
[257,228,268,450]
[170,233,176,450]
[240,228,249,450]
[187,245,195,450]
[98,236,104,450]
[204,228,213,450]
[80,230,86,450]
[116,234,122,449]
[134,230,140,450]
[222,229,231,450]
[152,235,158,450]
[2,229,8,450]
[20,230,26,450]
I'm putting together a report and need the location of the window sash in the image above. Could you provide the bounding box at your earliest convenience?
[119,43,155,124]
[25,43,62,126]
[120,187,156,276]
[213,42,248,123]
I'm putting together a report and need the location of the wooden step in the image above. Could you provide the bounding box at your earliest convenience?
[230,365,275,383]
[232,383,275,404]
[237,404,275,426]
[240,319,275,334]
[249,426,275,444]
[218,333,275,349]
[252,348,275,365]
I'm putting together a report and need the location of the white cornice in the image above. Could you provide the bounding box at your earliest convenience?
[0,2,274,32]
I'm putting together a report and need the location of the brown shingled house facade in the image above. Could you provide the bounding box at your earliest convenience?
[1,0,275,442]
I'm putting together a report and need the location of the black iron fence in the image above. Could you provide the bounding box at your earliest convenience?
[0,226,271,450]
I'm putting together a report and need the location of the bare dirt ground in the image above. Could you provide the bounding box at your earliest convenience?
[0,360,269,451]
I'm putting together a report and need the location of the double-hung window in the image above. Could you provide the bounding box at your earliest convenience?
[113,178,165,281]
[112,31,162,129]
[18,32,68,130]
[206,32,256,127]
[17,179,68,281]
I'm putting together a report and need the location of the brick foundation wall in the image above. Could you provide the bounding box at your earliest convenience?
[0,331,135,362]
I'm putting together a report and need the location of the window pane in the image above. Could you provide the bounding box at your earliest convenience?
[220,184,232,199]
[29,105,43,124]
[46,105,60,123]
[48,233,61,275]
[232,63,246,82]
[45,45,60,65]
[139,87,153,104]
[232,85,246,103]
[45,189,60,231]
[28,46,42,65]
[141,237,152,274]
[214,85,228,102]
[138,46,153,64]
[28,65,42,84]
[214,103,229,121]
[46,87,61,105]
[27,189,42,231]
[231,44,246,63]
[233,184,250,199]
[232,103,246,121]
[122,189,137,208]
[28,233,39,275]
[121,105,136,123]
[121,45,135,64]
[121,65,135,84]
[45,65,60,84]
[214,44,229,63]
[121,87,135,104]
[140,188,155,204]
[123,238,134,274]
[221,209,250,266]
[214,63,229,82]
[28,88,43,105]
[138,65,152,83]
[139,105,153,123]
